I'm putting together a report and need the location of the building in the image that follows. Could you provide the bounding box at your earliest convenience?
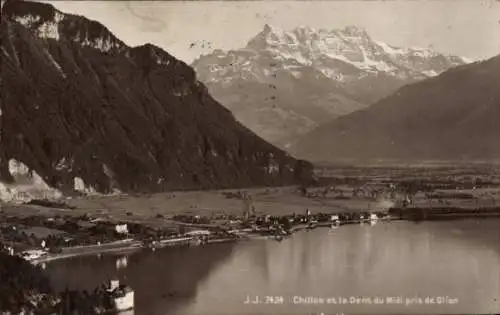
[115,224,129,234]
[106,280,134,312]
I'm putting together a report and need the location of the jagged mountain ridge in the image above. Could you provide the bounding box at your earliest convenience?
[289,55,500,162]
[192,24,468,146]
[0,0,313,198]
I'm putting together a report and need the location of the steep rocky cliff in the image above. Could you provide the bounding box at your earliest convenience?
[0,0,312,198]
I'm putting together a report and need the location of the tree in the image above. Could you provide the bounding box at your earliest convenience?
[299,186,307,197]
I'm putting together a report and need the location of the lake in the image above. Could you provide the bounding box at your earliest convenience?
[45,219,500,315]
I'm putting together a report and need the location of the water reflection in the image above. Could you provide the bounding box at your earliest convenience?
[47,219,500,315]
[116,256,128,269]
[47,244,237,315]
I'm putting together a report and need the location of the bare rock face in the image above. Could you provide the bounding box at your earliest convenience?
[0,0,312,196]
[192,24,468,147]
[290,55,500,163]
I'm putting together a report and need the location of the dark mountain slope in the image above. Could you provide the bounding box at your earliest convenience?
[290,55,500,162]
[0,0,312,195]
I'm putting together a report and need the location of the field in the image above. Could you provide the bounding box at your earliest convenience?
[1,164,499,228]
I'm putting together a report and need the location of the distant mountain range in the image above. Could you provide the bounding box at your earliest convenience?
[0,0,312,200]
[289,55,500,163]
[192,24,469,147]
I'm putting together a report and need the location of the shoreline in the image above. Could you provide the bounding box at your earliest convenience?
[29,212,500,265]
[4,167,499,266]
[30,236,241,264]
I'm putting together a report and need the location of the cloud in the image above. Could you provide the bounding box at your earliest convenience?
[124,3,169,33]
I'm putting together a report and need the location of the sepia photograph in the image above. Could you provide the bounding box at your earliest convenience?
[1,0,499,314]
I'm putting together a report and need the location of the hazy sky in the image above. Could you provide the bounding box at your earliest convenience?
[45,0,500,63]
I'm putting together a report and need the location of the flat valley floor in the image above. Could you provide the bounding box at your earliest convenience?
[2,165,500,228]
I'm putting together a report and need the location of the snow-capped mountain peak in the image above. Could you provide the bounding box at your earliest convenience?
[192,24,471,147]
[341,25,369,37]
[243,24,468,80]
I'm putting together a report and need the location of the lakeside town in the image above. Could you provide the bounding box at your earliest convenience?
[0,196,391,265]
[2,165,500,314]
[2,166,500,265]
